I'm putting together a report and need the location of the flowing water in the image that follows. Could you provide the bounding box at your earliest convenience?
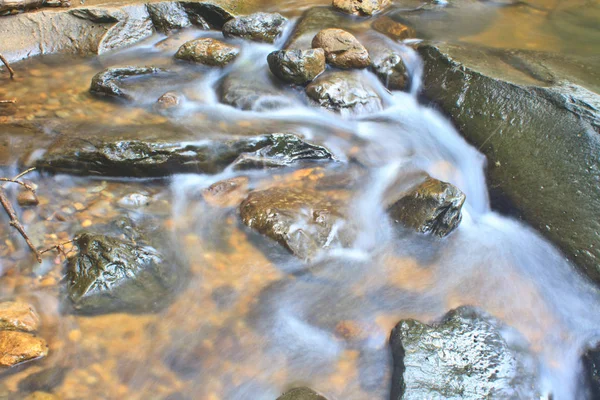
[1,0,600,399]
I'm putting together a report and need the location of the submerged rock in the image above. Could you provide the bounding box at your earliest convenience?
[90,66,165,100]
[583,346,600,399]
[0,331,48,368]
[390,306,540,399]
[36,126,329,177]
[65,219,186,314]
[146,2,192,33]
[372,16,416,41]
[18,366,68,393]
[202,176,249,208]
[0,302,40,332]
[155,91,183,110]
[16,190,39,207]
[388,176,465,237]
[222,12,287,43]
[306,71,383,117]
[276,387,329,400]
[267,49,326,85]
[174,38,239,66]
[240,186,353,260]
[333,0,389,16]
[312,28,370,69]
[418,42,600,282]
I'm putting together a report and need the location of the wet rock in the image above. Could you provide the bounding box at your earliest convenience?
[333,0,390,16]
[202,176,249,207]
[240,186,353,260]
[18,366,68,393]
[285,7,357,50]
[312,28,370,69]
[0,302,40,332]
[0,331,48,368]
[306,71,383,117]
[90,66,165,101]
[146,2,191,33]
[222,12,287,43]
[388,176,465,237]
[174,38,239,66]
[418,42,600,282]
[155,91,183,110]
[276,387,328,400]
[267,49,326,85]
[231,133,334,170]
[390,306,540,399]
[117,193,152,208]
[583,346,600,399]
[65,219,187,314]
[16,191,39,207]
[365,37,409,90]
[372,16,416,41]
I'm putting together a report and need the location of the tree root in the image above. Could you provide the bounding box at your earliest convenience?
[0,53,15,79]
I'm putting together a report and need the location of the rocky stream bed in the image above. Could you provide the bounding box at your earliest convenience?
[0,0,599,399]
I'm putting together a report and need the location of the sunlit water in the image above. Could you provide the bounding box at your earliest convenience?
[1,1,600,399]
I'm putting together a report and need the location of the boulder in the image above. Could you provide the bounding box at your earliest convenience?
[418,42,600,282]
[371,16,416,41]
[174,38,239,66]
[276,387,328,400]
[146,2,192,33]
[35,125,330,177]
[90,66,166,100]
[312,28,370,69]
[0,331,48,368]
[365,37,409,91]
[306,71,383,117]
[267,49,326,85]
[0,302,40,332]
[583,346,600,399]
[390,306,540,399]
[240,186,353,260]
[222,12,287,43]
[388,176,465,237]
[65,218,187,314]
[333,0,390,16]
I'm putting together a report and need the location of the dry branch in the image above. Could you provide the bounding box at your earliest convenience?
[0,53,14,79]
[0,0,70,14]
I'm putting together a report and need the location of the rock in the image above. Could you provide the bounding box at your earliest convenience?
[390,306,540,399]
[306,71,383,117]
[18,366,68,393]
[65,218,187,314]
[174,38,239,66]
[0,302,40,332]
[312,28,370,69]
[371,16,416,41]
[333,0,390,16]
[285,7,357,50]
[231,133,334,170]
[36,126,329,177]
[0,331,48,368]
[155,91,183,110]
[267,49,326,85]
[202,177,249,207]
[583,346,600,399]
[90,66,165,101]
[388,176,465,237]
[239,186,353,260]
[117,193,152,208]
[366,38,409,90]
[222,12,287,43]
[16,191,39,207]
[418,42,600,282]
[146,2,191,33]
[276,387,328,400]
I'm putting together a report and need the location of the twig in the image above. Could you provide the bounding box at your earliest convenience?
[0,178,36,192]
[0,189,41,262]
[0,53,15,80]
[0,99,16,104]
[8,167,35,183]
[40,239,76,257]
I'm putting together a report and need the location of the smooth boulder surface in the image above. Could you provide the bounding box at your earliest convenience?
[35,125,330,177]
[418,42,600,283]
[333,0,389,16]
[0,331,48,368]
[390,307,540,399]
[306,71,383,117]
[0,302,40,333]
[267,49,326,85]
[388,177,466,237]
[222,12,287,43]
[276,387,329,400]
[65,218,187,314]
[146,2,192,33]
[312,28,370,69]
[90,66,166,100]
[240,186,353,260]
[174,38,239,66]
[372,16,416,41]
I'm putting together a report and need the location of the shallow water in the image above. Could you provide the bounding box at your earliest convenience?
[1,1,600,399]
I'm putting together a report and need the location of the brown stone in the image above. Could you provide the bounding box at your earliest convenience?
[155,92,182,110]
[312,28,370,69]
[17,190,39,207]
[174,38,239,66]
[372,16,416,41]
[0,302,40,332]
[333,0,390,16]
[202,176,249,207]
[0,331,48,368]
